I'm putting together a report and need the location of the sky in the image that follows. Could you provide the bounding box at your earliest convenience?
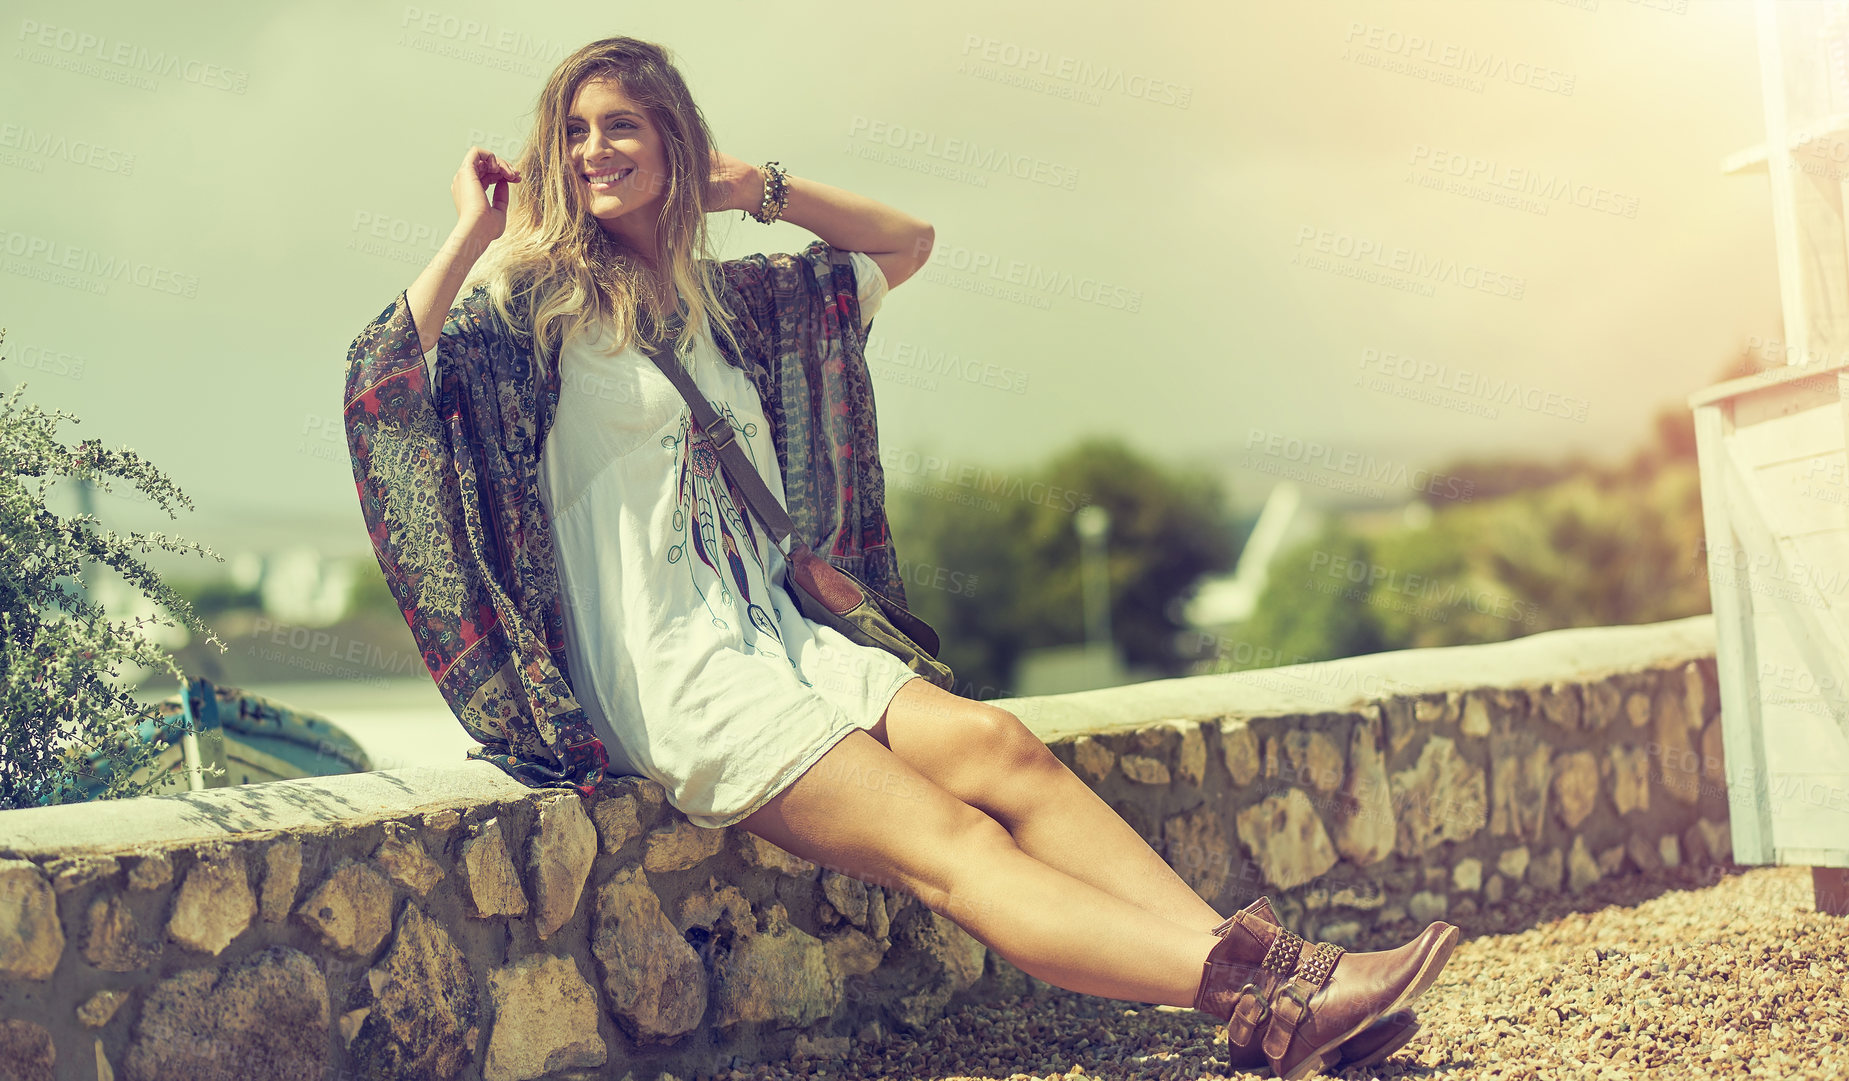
[1,0,1790,571]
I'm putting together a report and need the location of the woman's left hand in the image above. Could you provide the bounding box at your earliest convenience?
[705,150,764,215]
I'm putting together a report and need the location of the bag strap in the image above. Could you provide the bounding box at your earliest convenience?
[637,306,945,659]
[634,310,806,554]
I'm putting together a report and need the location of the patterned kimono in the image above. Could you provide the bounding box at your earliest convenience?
[341,240,909,795]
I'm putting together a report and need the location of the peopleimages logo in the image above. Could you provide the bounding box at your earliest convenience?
[1340,22,1577,96]
[1293,226,1526,300]
[1406,144,1639,219]
[1243,428,1476,502]
[0,228,199,297]
[1187,632,1411,699]
[847,116,1080,191]
[924,243,1143,313]
[15,19,250,93]
[1307,550,1543,626]
[0,120,136,175]
[879,448,1091,513]
[1698,538,1849,598]
[864,331,1029,396]
[5,342,87,380]
[955,35,1195,109]
[1358,347,1590,422]
[396,6,567,67]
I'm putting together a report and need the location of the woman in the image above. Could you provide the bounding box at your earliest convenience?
[344,36,1455,1080]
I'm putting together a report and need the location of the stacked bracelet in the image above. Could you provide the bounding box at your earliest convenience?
[748,161,789,223]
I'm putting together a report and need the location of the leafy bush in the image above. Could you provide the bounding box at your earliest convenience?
[886,436,1238,695]
[1213,383,1713,672]
[0,329,227,808]
[1219,459,1707,670]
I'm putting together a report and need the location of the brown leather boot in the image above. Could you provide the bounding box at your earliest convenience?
[1208,898,1422,1072]
[1333,1007,1422,1070]
[1192,903,1458,1079]
[1236,898,1423,1070]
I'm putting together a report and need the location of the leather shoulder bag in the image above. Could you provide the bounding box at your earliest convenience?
[635,311,956,691]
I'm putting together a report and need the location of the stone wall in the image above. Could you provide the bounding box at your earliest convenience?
[1033,615,1731,944]
[0,615,1729,1081]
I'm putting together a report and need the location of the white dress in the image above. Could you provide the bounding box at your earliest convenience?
[452,251,921,829]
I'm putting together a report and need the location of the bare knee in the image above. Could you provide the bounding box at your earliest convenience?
[880,682,1059,785]
[962,703,1060,776]
[943,705,1065,827]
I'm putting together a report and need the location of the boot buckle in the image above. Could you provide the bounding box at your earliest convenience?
[1225,982,1271,1046]
[1237,983,1269,1024]
[1263,978,1320,1062]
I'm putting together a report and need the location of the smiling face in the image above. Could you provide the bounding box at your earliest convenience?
[565,75,669,251]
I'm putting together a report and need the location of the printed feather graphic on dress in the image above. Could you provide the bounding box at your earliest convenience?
[716,501,752,599]
[661,409,804,679]
[685,435,723,591]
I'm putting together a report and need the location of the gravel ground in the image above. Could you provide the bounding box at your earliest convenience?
[691,864,1849,1081]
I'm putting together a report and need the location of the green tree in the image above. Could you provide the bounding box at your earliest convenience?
[887,436,1237,696]
[0,329,227,808]
[1228,524,1386,668]
[1213,459,1707,669]
[1373,463,1704,646]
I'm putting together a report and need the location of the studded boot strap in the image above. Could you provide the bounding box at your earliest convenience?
[1261,940,1347,1063]
[1222,925,1306,1047]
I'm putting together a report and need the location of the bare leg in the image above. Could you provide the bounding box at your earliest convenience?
[869,677,1227,933]
[738,727,1225,1006]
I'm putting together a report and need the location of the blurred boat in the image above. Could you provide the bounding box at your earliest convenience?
[64,676,372,800]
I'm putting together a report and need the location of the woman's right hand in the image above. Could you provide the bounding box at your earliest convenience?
[452,146,523,246]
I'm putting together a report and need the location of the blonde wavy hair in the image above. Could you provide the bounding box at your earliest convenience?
[461,36,747,372]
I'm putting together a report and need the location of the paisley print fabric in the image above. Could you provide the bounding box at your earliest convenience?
[341,240,908,796]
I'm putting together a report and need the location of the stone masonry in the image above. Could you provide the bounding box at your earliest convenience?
[0,616,1735,1079]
